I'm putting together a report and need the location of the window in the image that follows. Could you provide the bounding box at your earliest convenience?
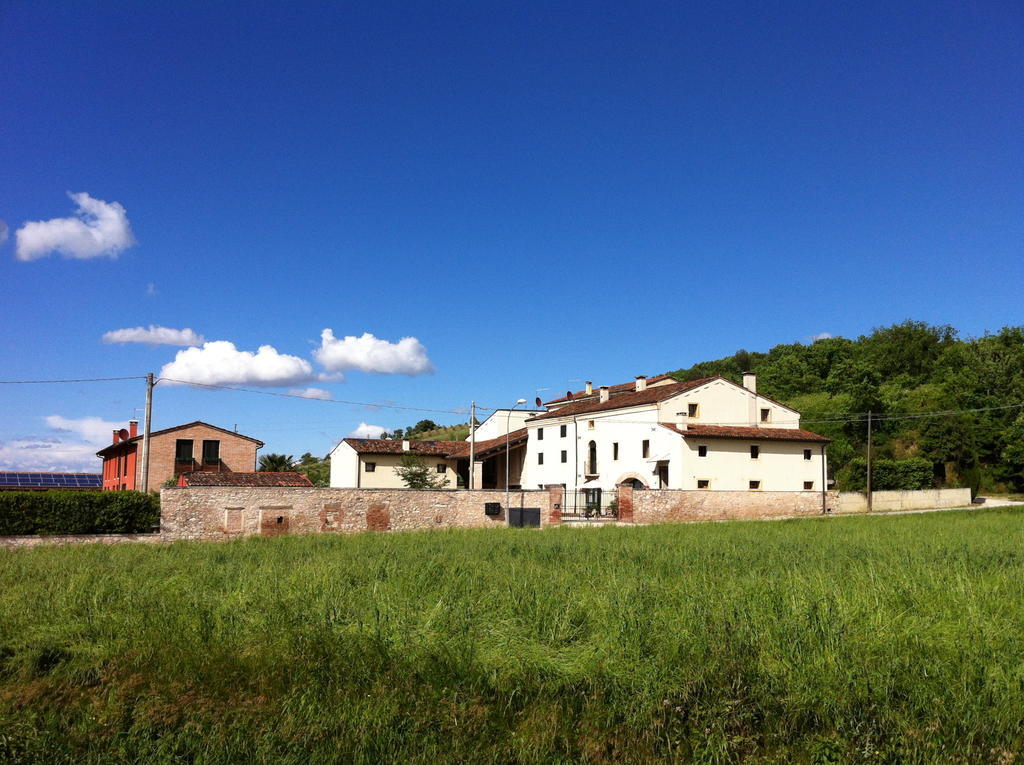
[642,440,650,458]
[749,480,761,490]
[436,464,446,473]
[175,439,193,462]
[687,403,699,418]
[560,424,567,437]
[587,441,597,474]
[560,450,567,463]
[697,479,710,489]
[612,442,619,460]
[538,453,544,465]
[760,408,771,423]
[697,444,708,457]
[803,449,812,460]
[750,445,760,459]
[202,440,220,463]
[804,481,814,490]
[588,420,595,430]
[537,428,544,440]
[365,462,376,472]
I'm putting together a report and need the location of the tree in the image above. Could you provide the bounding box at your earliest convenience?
[394,454,450,489]
[258,453,296,472]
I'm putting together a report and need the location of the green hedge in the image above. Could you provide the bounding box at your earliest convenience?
[837,457,934,491]
[0,491,159,536]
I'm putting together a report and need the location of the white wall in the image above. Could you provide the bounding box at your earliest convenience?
[657,378,800,429]
[330,441,458,489]
[468,409,541,442]
[680,437,826,492]
[329,441,360,488]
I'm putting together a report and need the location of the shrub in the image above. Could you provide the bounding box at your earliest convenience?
[0,491,159,535]
[836,457,933,491]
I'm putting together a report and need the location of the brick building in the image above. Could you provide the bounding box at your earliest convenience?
[96,421,263,491]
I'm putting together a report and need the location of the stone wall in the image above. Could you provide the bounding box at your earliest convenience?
[160,486,556,541]
[622,484,838,524]
[835,488,972,514]
[0,533,163,549]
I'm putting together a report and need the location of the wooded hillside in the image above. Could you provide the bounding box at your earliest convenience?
[669,321,1024,492]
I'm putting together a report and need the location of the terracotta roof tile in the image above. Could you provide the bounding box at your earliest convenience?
[342,429,529,461]
[659,423,830,443]
[97,420,263,457]
[530,377,719,421]
[543,374,675,405]
[180,471,313,487]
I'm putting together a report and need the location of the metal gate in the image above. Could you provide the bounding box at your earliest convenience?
[508,507,541,528]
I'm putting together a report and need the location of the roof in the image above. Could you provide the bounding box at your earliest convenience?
[543,374,675,405]
[179,471,313,487]
[97,421,264,457]
[0,472,102,490]
[659,423,830,443]
[341,428,529,461]
[529,377,719,421]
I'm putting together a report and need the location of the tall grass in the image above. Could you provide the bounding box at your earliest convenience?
[1,508,1022,763]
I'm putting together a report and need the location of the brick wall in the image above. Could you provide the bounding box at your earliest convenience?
[139,425,261,489]
[160,487,556,541]
[621,484,839,524]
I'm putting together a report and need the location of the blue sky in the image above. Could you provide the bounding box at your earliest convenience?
[1,1,1021,470]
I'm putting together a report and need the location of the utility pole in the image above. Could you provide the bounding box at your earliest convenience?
[141,373,155,492]
[866,410,873,512]
[468,401,476,490]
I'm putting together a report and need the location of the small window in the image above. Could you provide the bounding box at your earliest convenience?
[612,442,619,460]
[538,453,544,465]
[697,479,710,489]
[560,450,567,463]
[642,440,650,458]
[537,428,544,440]
[436,464,446,473]
[749,480,761,490]
[560,425,567,437]
[697,445,708,457]
[687,403,699,418]
[175,439,193,462]
[365,462,376,472]
[803,449,812,460]
[760,408,771,423]
[588,420,595,430]
[804,481,814,490]
[750,445,760,459]
[202,439,220,463]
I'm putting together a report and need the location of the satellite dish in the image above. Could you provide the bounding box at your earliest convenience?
[566,391,574,400]
[534,396,542,408]
[118,429,130,441]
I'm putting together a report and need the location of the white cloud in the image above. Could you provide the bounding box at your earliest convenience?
[348,422,387,438]
[45,415,123,445]
[102,325,205,346]
[15,192,136,261]
[159,340,315,387]
[288,387,332,400]
[812,332,834,342]
[314,330,434,376]
[0,415,123,472]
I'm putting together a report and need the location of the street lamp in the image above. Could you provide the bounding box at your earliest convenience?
[506,398,527,510]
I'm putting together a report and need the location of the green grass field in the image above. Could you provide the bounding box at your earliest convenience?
[2,508,1022,763]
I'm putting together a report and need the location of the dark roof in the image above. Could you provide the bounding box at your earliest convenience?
[97,421,264,457]
[529,377,719,421]
[180,471,313,487]
[659,423,830,443]
[341,429,528,461]
[0,472,102,490]
[543,374,675,405]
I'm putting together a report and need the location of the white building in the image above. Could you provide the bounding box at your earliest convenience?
[518,373,828,510]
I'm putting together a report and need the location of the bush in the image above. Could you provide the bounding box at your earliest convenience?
[0,491,159,536]
[836,457,933,491]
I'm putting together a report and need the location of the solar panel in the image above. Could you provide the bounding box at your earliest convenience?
[0,472,102,489]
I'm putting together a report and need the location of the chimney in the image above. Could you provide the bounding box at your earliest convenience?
[402,439,410,451]
[112,429,120,444]
[635,375,647,392]
[742,372,757,393]
[585,381,593,395]
[128,420,138,438]
[599,386,610,403]
[743,371,758,426]
[675,411,688,431]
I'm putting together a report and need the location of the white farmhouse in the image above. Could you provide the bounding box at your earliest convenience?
[518,373,828,510]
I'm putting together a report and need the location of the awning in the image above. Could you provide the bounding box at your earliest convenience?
[579,479,602,489]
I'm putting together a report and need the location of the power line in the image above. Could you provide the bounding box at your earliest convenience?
[0,376,147,384]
